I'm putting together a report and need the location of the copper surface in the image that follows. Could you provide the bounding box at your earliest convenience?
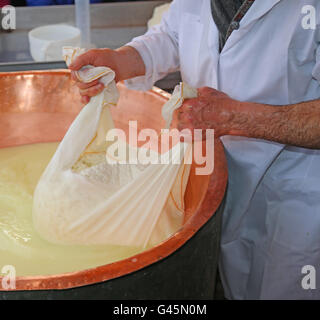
[0,70,228,291]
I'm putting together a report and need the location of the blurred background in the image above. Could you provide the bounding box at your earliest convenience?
[0,0,179,89]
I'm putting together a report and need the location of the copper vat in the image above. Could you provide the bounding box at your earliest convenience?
[0,70,227,299]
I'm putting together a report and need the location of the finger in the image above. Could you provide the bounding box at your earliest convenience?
[178,102,195,122]
[81,95,90,104]
[69,50,95,70]
[178,109,194,129]
[179,131,193,144]
[79,83,104,97]
[177,110,193,123]
[177,122,194,134]
[76,79,100,90]
[181,98,198,109]
[71,71,78,82]
[198,87,217,97]
[181,99,194,109]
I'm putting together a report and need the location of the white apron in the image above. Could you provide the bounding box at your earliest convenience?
[126,0,320,299]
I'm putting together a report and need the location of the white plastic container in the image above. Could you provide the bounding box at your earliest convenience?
[28,24,81,62]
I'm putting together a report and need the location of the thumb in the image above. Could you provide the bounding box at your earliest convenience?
[197,87,218,97]
[69,51,93,70]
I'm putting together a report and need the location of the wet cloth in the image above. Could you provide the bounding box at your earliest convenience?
[32,47,193,248]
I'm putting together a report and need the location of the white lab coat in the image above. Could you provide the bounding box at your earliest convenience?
[125,0,320,299]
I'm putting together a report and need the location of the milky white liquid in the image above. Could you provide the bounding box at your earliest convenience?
[0,142,144,276]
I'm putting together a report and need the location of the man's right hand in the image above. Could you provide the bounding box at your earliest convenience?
[69,46,146,104]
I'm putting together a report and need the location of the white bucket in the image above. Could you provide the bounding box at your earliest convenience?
[28,24,81,62]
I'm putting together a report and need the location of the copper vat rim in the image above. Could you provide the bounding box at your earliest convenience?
[0,70,228,291]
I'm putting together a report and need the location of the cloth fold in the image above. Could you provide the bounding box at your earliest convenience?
[33,47,193,248]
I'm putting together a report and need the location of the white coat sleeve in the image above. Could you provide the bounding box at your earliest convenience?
[312,49,320,84]
[312,27,320,84]
[124,0,181,91]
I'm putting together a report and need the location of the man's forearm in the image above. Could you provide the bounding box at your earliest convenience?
[115,46,146,81]
[231,99,320,149]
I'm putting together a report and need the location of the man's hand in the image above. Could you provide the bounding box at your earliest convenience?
[177,86,320,149]
[69,46,145,104]
[177,87,239,139]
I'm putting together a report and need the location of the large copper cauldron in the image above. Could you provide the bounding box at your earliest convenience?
[0,70,227,299]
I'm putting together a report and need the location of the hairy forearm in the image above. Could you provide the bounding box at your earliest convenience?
[229,99,320,149]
